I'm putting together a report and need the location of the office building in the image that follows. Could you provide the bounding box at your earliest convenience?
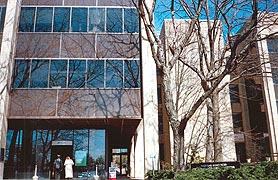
[1,1,277,179]
[230,12,278,162]
[0,0,159,179]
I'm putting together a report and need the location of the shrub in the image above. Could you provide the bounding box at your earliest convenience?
[174,167,229,180]
[145,170,175,180]
[150,161,278,180]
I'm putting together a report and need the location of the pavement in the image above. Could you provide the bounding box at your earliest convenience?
[4,175,143,180]
[4,179,139,180]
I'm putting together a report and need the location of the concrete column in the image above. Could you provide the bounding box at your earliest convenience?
[130,121,144,179]
[0,0,22,178]
[219,76,237,161]
[130,0,160,177]
[141,28,159,178]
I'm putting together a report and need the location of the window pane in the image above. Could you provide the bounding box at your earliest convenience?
[50,60,67,88]
[89,8,105,32]
[5,130,23,165]
[53,130,73,141]
[19,7,35,32]
[124,8,139,33]
[71,8,88,32]
[87,60,104,88]
[272,68,278,85]
[13,60,30,88]
[232,113,243,132]
[0,7,6,32]
[35,130,52,177]
[106,8,122,33]
[30,60,49,88]
[88,130,105,175]
[106,60,123,88]
[124,60,140,88]
[54,7,70,32]
[35,7,53,32]
[68,60,86,88]
[267,39,278,53]
[229,84,240,103]
[74,130,88,152]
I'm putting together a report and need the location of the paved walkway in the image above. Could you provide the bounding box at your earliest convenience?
[5,178,142,180]
[4,176,143,180]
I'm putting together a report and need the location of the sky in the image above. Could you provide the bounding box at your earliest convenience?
[153,0,278,35]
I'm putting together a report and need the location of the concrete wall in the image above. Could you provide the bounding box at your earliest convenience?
[0,0,22,178]
[129,1,160,178]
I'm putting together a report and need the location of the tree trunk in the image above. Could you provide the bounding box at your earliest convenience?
[212,92,222,161]
[172,127,185,171]
[205,99,214,162]
[205,93,222,162]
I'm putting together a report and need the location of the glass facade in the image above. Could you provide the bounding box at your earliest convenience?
[19,7,139,33]
[13,59,140,89]
[6,1,140,179]
[4,126,105,179]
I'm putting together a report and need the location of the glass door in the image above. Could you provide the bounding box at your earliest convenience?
[112,149,128,176]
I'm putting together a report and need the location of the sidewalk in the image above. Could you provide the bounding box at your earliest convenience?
[113,176,143,180]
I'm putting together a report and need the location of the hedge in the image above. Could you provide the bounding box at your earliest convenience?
[146,161,278,180]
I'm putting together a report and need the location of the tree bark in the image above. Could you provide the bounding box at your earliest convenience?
[205,99,214,162]
[212,92,222,161]
[172,127,185,170]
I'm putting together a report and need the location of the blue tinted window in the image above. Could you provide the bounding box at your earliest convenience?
[55,130,73,141]
[89,8,105,32]
[106,8,122,33]
[229,84,240,103]
[87,60,104,88]
[267,39,278,52]
[35,7,53,32]
[74,130,88,152]
[0,7,6,32]
[72,8,88,32]
[124,8,139,33]
[54,7,70,32]
[13,60,30,88]
[68,60,86,88]
[50,60,67,88]
[19,7,35,32]
[272,68,278,85]
[106,60,123,88]
[30,60,49,88]
[89,130,105,171]
[124,60,140,88]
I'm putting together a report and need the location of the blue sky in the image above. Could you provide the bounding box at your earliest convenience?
[153,0,278,35]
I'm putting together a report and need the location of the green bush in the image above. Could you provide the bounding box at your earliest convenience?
[146,162,278,180]
[174,167,231,180]
[145,170,175,180]
[227,162,278,180]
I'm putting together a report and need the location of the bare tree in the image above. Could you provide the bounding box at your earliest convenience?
[135,0,278,170]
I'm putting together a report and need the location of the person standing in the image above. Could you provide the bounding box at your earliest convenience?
[53,154,63,180]
[64,156,74,179]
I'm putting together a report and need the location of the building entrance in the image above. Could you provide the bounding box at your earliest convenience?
[51,142,73,179]
[4,124,107,179]
[51,143,73,164]
[112,149,128,176]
